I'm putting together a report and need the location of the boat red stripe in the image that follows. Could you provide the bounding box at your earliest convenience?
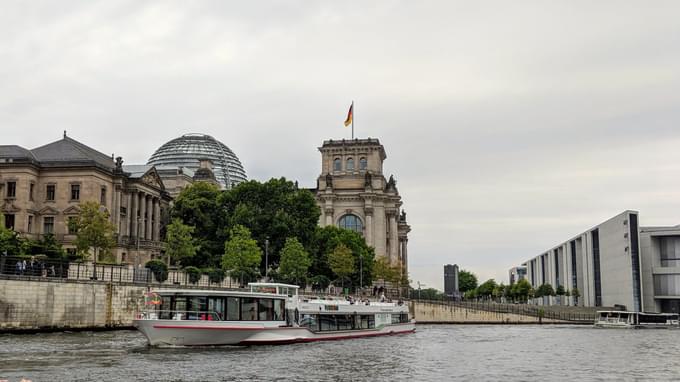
[238,329,416,345]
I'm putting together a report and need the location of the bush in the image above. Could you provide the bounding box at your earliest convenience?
[145,260,168,283]
[184,266,201,284]
[205,268,226,284]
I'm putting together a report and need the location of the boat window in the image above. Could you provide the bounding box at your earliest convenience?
[400,313,409,323]
[226,297,240,321]
[159,296,173,320]
[273,299,285,321]
[300,314,318,331]
[337,314,354,330]
[359,315,375,329]
[241,298,257,321]
[392,314,401,324]
[208,297,225,320]
[258,299,274,321]
[319,315,337,331]
[174,296,187,313]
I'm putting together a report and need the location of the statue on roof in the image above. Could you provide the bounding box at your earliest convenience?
[325,173,333,188]
[385,175,397,192]
[364,172,373,189]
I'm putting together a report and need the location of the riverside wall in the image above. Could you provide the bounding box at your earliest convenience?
[410,301,569,324]
[0,278,145,331]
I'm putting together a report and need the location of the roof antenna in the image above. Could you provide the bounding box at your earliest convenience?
[63,130,67,138]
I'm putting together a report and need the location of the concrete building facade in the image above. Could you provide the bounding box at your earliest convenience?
[522,211,644,311]
[639,225,680,314]
[508,265,527,285]
[315,139,410,275]
[0,133,172,265]
[444,264,459,297]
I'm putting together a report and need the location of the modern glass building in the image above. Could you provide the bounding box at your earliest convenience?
[147,133,247,189]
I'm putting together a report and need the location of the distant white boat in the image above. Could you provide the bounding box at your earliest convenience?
[594,311,679,328]
[133,282,415,346]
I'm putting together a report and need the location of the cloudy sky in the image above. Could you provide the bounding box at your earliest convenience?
[3,1,680,290]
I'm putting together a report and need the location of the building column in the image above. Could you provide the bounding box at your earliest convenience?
[139,193,147,240]
[403,238,408,273]
[130,191,138,238]
[325,208,334,226]
[146,196,153,240]
[112,186,120,234]
[153,198,161,241]
[389,213,398,265]
[364,208,373,248]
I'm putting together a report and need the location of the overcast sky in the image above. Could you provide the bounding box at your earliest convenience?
[3,1,680,290]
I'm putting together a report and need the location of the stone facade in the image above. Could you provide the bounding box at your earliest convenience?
[0,134,172,265]
[315,138,410,275]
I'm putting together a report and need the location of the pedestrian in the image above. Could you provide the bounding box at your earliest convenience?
[15,260,21,275]
[21,260,27,275]
[372,285,377,296]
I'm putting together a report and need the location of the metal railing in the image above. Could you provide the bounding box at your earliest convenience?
[0,256,240,288]
[411,298,597,322]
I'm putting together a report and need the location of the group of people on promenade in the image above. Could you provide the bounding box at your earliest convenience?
[11,257,55,277]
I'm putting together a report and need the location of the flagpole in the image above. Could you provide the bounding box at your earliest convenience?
[352,100,354,139]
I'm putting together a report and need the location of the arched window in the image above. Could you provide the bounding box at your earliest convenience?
[333,158,341,171]
[338,214,363,234]
[359,157,367,170]
[346,158,354,171]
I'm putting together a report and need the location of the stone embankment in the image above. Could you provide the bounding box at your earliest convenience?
[410,301,574,324]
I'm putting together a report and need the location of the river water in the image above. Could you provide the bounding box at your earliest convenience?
[1,325,679,381]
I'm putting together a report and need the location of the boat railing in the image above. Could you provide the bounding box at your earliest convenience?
[137,309,222,321]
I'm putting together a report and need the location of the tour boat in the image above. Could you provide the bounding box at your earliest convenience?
[133,283,415,346]
[594,310,679,328]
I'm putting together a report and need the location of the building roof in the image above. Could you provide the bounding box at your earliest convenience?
[123,164,153,178]
[0,145,36,160]
[31,135,114,169]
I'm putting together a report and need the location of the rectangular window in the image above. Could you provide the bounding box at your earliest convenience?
[4,214,15,230]
[592,229,602,307]
[629,214,642,312]
[241,298,257,321]
[100,187,107,205]
[71,184,80,200]
[319,315,337,331]
[554,249,560,287]
[273,299,285,321]
[46,184,56,201]
[29,183,34,201]
[27,215,33,233]
[6,181,16,198]
[570,240,578,290]
[258,299,274,321]
[43,216,54,234]
[226,297,240,321]
[208,297,225,320]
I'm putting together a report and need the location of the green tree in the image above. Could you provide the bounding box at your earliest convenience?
[372,256,395,286]
[477,279,498,298]
[0,213,16,256]
[222,225,262,287]
[328,244,355,289]
[536,283,555,298]
[146,259,168,282]
[514,279,532,302]
[171,182,223,268]
[555,284,565,296]
[278,237,312,286]
[72,201,116,266]
[219,178,321,273]
[184,266,201,284]
[165,218,198,266]
[572,287,581,306]
[310,226,374,288]
[458,269,478,292]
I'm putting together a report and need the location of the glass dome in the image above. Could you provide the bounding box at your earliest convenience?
[147,133,247,189]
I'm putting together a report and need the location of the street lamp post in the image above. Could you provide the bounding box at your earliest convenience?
[359,254,363,291]
[417,281,426,300]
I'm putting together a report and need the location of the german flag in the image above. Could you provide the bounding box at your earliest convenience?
[344,103,353,127]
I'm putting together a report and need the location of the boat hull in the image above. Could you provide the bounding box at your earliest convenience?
[133,319,416,347]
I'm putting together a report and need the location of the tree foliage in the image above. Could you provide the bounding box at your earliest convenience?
[458,270,478,292]
[510,279,532,302]
[146,259,168,282]
[477,279,498,298]
[278,237,312,286]
[72,201,116,262]
[535,283,555,298]
[328,244,355,287]
[184,266,201,284]
[309,226,374,288]
[222,225,262,287]
[170,182,223,267]
[165,218,198,266]
[218,178,320,272]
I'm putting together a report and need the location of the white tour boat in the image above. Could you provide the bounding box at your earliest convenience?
[133,283,415,346]
[594,310,679,328]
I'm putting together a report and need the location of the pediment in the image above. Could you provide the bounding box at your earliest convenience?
[38,206,59,215]
[141,167,165,191]
[1,200,21,213]
[63,205,81,215]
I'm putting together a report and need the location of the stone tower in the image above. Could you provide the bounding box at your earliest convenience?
[315,138,410,275]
